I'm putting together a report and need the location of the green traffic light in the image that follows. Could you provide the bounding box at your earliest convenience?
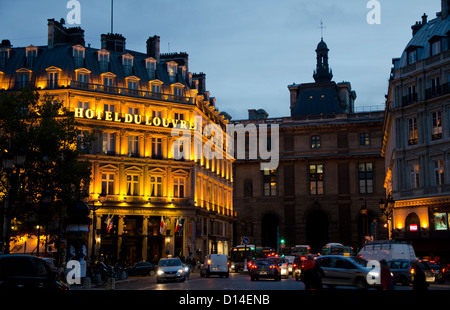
[280,239,285,244]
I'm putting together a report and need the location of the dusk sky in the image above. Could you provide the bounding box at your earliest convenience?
[0,0,442,120]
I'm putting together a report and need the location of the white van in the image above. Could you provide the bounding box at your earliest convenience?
[357,241,417,261]
[200,254,229,278]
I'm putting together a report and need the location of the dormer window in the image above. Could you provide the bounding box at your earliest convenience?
[125,76,140,95]
[150,80,163,93]
[101,72,116,88]
[25,45,38,68]
[431,40,441,56]
[145,57,157,79]
[46,66,61,89]
[179,66,186,80]
[122,53,134,76]
[97,49,110,72]
[407,50,417,64]
[171,83,184,97]
[167,61,178,82]
[72,45,85,68]
[75,68,91,84]
[16,68,32,89]
[0,48,10,68]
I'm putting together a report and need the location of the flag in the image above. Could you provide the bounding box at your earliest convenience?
[105,213,114,233]
[175,217,184,235]
[160,216,166,235]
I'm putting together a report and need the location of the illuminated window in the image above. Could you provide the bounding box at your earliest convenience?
[173,177,185,198]
[360,133,370,146]
[102,132,116,155]
[359,163,373,194]
[309,164,324,195]
[408,118,418,145]
[263,169,277,196]
[152,137,162,159]
[431,110,442,140]
[128,135,139,157]
[101,173,115,195]
[127,175,139,196]
[48,71,59,89]
[150,176,163,197]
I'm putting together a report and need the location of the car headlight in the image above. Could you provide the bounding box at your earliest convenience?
[177,269,184,274]
[157,270,164,275]
[184,266,189,272]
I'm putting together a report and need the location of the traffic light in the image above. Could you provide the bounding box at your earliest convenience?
[280,239,285,244]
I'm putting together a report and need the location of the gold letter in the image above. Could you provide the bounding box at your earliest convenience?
[74,107,84,118]
[105,111,113,121]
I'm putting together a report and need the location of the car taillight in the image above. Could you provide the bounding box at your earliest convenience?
[207,259,211,265]
[410,268,415,274]
[293,264,297,268]
[252,265,258,269]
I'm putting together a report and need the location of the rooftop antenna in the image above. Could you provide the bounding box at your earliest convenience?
[318,20,326,40]
[111,0,114,33]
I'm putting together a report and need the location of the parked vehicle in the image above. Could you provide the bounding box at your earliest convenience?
[0,254,69,290]
[200,254,229,278]
[389,259,435,286]
[358,240,416,261]
[249,258,281,281]
[314,255,378,290]
[125,262,156,276]
[156,258,185,283]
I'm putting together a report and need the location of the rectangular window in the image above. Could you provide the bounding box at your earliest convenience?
[431,40,441,56]
[73,48,84,68]
[48,71,58,89]
[434,159,444,186]
[26,50,37,68]
[77,73,88,83]
[128,107,139,115]
[174,87,182,96]
[410,163,420,189]
[17,74,29,88]
[151,84,161,93]
[311,135,321,149]
[174,112,184,121]
[408,118,418,145]
[0,50,8,68]
[152,110,162,118]
[126,175,139,196]
[104,76,113,86]
[360,133,370,146]
[123,57,133,76]
[101,173,115,195]
[146,61,156,79]
[102,132,116,155]
[359,163,374,194]
[407,50,417,64]
[99,53,109,72]
[263,169,277,196]
[309,164,324,195]
[173,177,185,198]
[432,111,442,140]
[128,135,139,157]
[104,104,115,113]
[152,137,162,158]
[78,101,89,109]
[150,176,163,197]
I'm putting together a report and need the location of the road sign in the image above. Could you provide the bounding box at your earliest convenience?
[242,237,250,245]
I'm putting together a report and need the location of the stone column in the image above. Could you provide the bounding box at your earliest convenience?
[142,216,149,261]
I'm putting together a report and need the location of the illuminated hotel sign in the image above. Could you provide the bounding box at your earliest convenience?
[74,108,197,130]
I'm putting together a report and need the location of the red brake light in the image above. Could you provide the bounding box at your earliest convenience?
[410,268,415,274]
[207,259,211,265]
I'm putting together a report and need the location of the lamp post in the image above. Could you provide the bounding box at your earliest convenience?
[379,195,394,239]
[90,193,106,265]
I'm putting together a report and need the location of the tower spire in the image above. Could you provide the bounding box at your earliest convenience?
[318,20,326,40]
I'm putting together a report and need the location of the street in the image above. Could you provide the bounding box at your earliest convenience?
[73,271,450,291]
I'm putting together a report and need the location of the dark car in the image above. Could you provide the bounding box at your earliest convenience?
[292,256,306,281]
[125,262,157,276]
[425,261,445,284]
[249,258,281,281]
[0,254,69,290]
[388,259,435,286]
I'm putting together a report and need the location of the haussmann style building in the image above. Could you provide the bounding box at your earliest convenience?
[0,18,235,265]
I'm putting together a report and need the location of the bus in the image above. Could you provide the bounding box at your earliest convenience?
[255,246,275,258]
[292,245,311,259]
[230,245,256,272]
[322,243,353,256]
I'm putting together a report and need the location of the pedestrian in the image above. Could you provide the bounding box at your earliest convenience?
[380,259,394,290]
[411,260,428,291]
[301,255,324,290]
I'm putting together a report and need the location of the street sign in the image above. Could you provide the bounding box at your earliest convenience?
[242,237,250,245]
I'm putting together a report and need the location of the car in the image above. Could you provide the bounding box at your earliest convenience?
[272,257,289,279]
[156,258,185,283]
[292,256,305,281]
[314,255,378,290]
[249,258,281,281]
[388,259,435,286]
[284,255,296,274]
[0,254,69,290]
[40,257,65,281]
[427,261,445,284]
[125,262,157,276]
[200,254,229,278]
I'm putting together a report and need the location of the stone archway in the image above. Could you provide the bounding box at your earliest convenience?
[261,213,279,250]
[306,210,329,254]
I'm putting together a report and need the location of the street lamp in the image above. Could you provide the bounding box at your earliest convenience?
[90,192,106,265]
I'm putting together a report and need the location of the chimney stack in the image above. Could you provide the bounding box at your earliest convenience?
[101,33,126,53]
[442,0,450,19]
[147,35,160,62]
[47,18,85,48]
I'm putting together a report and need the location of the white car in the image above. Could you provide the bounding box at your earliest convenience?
[284,255,295,274]
[156,258,186,283]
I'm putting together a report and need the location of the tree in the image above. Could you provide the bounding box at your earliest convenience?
[0,87,93,253]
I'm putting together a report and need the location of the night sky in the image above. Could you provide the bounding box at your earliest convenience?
[0,0,442,119]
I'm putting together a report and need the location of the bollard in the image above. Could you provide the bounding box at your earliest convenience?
[106,277,115,290]
[243,259,248,272]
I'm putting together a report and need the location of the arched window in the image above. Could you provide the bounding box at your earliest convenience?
[405,212,420,231]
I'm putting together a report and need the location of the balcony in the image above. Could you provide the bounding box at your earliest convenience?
[70,80,196,105]
[402,93,418,106]
[425,82,450,100]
